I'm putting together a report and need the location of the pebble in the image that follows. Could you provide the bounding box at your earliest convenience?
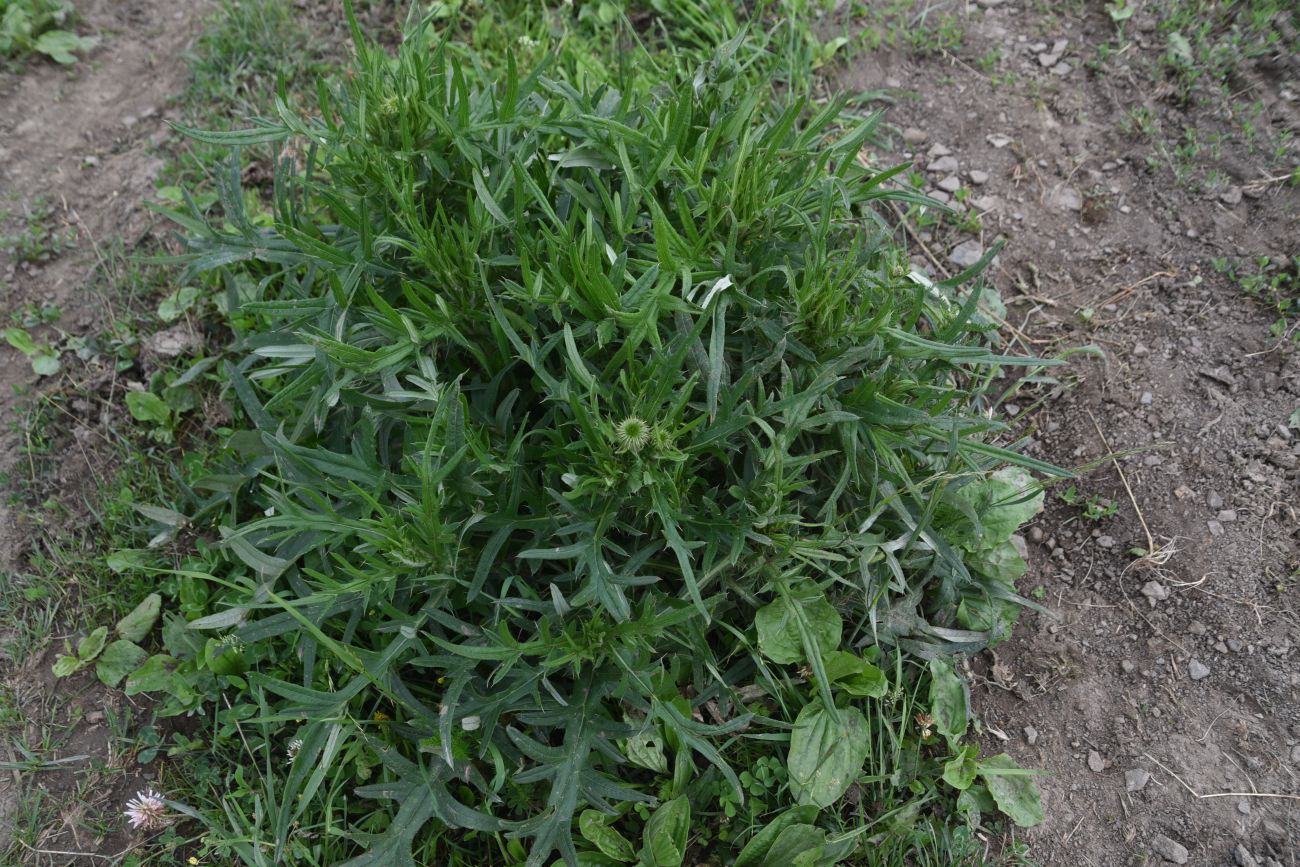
[1237,799,1251,815]
[1217,509,1237,522]
[927,155,959,174]
[1121,659,1135,673]
[969,169,989,185]
[1140,581,1168,605]
[1024,725,1038,745]
[1051,185,1083,211]
[902,127,928,145]
[1151,833,1189,864]
[938,175,961,193]
[1220,185,1243,205]
[1188,659,1210,680]
[1234,846,1259,867]
[986,133,1013,148]
[1291,744,1300,764]
[1188,620,1207,635]
[928,143,953,157]
[948,239,984,269]
[1051,61,1073,76]
[1087,750,1104,773]
[1125,768,1150,792]
[928,189,951,204]
[1207,520,1224,536]
[1140,390,1153,405]
[1207,491,1224,509]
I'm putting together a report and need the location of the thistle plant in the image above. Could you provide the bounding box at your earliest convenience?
[154,3,1065,863]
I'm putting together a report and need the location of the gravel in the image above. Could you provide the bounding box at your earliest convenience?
[927,155,959,174]
[1151,833,1189,864]
[902,127,928,145]
[1125,768,1150,792]
[1050,185,1083,211]
[1188,659,1211,680]
[947,240,984,269]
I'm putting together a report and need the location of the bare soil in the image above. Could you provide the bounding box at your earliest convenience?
[841,2,1299,865]
[0,0,1297,865]
[0,0,211,861]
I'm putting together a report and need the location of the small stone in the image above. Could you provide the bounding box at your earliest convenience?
[1233,845,1259,867]
[1051,61,1073,76]
[1140,581,1169,605]
[1188,659,1210,680]
[1236,799,1251,815]
[927,155,959,174]
[1220,185,1243,205]
[938,175,961,193]
[143,323,204,360]
[902,127,928,145]
[986,133,1013,148]
[1140,390,1153,405]
[1290,744,1300,764]
[1024,725,1038,745]
[1121,660,1135,674]
[1207,520,1224,536]
[1051,186,1083,211]
[1188,620,1207,635]
[928,189,951,204]
[969,169,989,185]
[947,239,984,269]
[1125,768,1150,792]
[1097,535,1115,548]
[1087,750,1105,773]
[1217,509,1237,522]
[1151,833,1189,864]
[928,143,953,157]
[1207,492,1223,509]
[1102,161,1118,171]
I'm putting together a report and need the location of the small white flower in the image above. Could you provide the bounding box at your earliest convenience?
[124,789,169,831]
[287,738,303,762]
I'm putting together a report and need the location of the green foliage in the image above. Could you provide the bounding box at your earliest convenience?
[1215,254,1300,344]
[0,196,75,263]
[1155,0,1300,100]
[1056,483,1118,521]
[0,0,95,62]
[96,2,1060,863]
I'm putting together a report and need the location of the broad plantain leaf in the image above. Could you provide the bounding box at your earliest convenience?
[787,701,869,808]
[116,593,162,642]
[979,753,1043,827]
[640,796,689,867]
[96,640,149,688]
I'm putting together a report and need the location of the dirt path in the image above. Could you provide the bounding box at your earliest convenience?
[844,3,1300,865]
[0,0,210,858]
[1,0,210,566]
